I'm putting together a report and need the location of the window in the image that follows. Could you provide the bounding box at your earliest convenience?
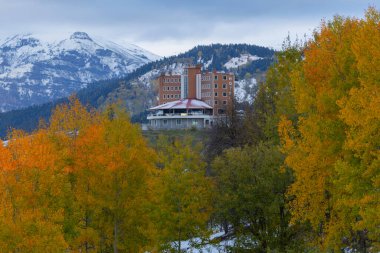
[214,100,218,105]
[171,94,174,98]
[214,92,218,97]
[222,83,226,89]
[223,100,227,105]
[214,84,218,89]
[163,94,166,99]
[163,119,168,125]
[223,75,227,80]
[223,92,227,97]
[176,119,181,125]
[175,86,178,90]
[214,75,218,80]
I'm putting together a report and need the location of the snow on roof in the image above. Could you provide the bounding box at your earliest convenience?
[149,99,213,110]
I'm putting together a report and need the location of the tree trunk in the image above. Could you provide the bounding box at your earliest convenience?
[177,228,181,253]
[113,220,118,253]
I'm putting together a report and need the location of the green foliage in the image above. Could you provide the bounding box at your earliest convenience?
[212,143,306,252]
[155,136,214,252]
[206,37,306,253]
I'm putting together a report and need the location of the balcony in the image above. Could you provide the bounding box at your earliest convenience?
[147,111,213,120]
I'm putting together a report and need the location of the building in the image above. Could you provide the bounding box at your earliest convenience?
[147,65,235,130]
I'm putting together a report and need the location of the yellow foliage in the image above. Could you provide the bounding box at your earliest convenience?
[279,8,380,250]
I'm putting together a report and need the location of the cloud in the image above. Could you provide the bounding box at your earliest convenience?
[0,0,376,56]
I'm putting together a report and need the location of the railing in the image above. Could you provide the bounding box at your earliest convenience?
[148,112,212,117]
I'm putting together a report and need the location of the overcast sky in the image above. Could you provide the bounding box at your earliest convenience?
[0,0,378,56]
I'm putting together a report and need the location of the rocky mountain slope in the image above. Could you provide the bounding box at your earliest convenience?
[0,32,160,112]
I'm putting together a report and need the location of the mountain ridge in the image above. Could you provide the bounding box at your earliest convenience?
[0,32,160,112]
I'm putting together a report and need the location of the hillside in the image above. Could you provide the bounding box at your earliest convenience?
[0,43,276,138]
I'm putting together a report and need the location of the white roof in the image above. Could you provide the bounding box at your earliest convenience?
[149,99,212,110]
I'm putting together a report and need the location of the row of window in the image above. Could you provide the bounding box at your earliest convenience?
[151,119,198,126]
[214,75,233,81]
[214,83,230,89]
[163,75,233,83]
[205,100,228,105]
[214,100,228,105]
[162,92,229,99]
[163,86,181,91]
[202,83,211,89]
[163,78,180,83]
[202,92,212,97]
[200,91,230,98]
[163,94,180,99]
[201,83,232,90]
[214,92,228,97]
[163,85,232,93]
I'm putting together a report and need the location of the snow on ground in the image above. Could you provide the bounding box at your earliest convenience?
[138,69,161,87]
[224,54,263,70]
[234,77,257,103]
[204,56,213,69]
[138,62,185,87]
[173,231,235,253]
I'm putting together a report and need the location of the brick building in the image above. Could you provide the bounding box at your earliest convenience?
[147,65,235,129]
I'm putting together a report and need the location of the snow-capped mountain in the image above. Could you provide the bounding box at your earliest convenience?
[0,32,160,112]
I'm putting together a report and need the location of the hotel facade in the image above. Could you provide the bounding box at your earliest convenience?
[147,65,235,130]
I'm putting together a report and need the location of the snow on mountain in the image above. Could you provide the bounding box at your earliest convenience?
[203,56,213,69]
[138,62,185,87]
[224,54,263,69]
[234,77,258,103]
[0,32,160,112]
